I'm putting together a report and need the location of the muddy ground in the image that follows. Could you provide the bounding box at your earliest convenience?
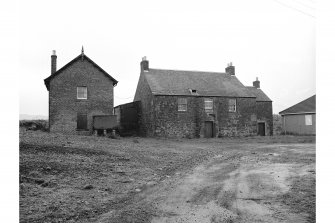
[20,129,315,223]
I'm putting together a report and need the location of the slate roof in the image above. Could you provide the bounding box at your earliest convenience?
[143,68,257,98]
[279,95,316,115]
[246,86,272,102]
[44,54,118,91]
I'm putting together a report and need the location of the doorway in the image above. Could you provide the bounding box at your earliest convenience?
[258,122,265,136]
[204,121,214,138]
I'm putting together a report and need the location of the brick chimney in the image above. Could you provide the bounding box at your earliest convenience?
[140,56,149,72]
[225,62,235,75]
[51,50,57,75]
[253,77,260,88]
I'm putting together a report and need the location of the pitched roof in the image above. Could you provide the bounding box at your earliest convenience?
[44,54,118,91]
[143,68,256,98]
[279,95,316,115]
[246,86,272,102]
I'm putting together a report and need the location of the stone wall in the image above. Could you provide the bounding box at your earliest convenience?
[48,58,114,134]
[133,72,155,136]
[154,96,199,138]
[153,96,258,138]
[256,101,273,136]
[216,97,258,137]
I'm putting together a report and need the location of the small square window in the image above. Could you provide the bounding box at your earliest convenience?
[228,99,236,112]
[178,98,187,111]
[204,98,213,112]
[305,115,312,126]
[77,87,87,99]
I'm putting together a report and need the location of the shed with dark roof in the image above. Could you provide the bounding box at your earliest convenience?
[279,95,316,135]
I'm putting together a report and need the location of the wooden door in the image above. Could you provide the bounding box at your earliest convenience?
[258,123,265,136]
[204,121,213,138]
[77,113,87,130]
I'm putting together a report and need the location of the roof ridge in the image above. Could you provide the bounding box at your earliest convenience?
[149,68,228,75]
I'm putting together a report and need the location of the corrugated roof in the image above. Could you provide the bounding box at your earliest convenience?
[44,54,118,91]
[279,95,316,115]
[143,68,256,98]
[246,86,272,102]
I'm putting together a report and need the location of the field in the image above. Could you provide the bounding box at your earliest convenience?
[20,128,315,223]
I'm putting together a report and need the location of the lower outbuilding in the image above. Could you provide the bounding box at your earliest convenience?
[279,95,316,135]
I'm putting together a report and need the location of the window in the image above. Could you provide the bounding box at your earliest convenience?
[189,89,198,95]
[77,87,87,99]
[228,99,236,112]
[178,98,187,111]
[204,98,213,112]
[77,113,87,130]
[305,115,312,126]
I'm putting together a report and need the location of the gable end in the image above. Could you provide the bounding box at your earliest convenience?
[44,54,118,91]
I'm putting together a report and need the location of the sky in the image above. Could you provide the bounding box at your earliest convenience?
[18,0,315,115]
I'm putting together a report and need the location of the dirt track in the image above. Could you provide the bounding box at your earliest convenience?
[95,143,315,223]
[149,144,315,223]
[20,130,315,223]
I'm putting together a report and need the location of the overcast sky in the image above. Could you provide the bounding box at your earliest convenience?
[18,0,315,115]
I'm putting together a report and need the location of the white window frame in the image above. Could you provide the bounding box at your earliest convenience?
[178,98,187,112]
[305,115,312,126]
[204,98,213,112]
[77,87,87,99]
[228,99,236,112]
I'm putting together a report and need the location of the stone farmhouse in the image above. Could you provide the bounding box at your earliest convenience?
[279,95,315,135]
[133,57,273,138]
[44,48,118,135]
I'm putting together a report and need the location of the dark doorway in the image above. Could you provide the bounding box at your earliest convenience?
[258,123,265,136]
[77,113,87,130]
[204,121,214,138]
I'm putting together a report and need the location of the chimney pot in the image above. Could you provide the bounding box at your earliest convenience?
[51,50,57,75]
[225,62,235,76]
[140,56,149,72]
[253,77,260,88]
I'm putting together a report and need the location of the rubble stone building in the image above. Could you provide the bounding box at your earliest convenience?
[133,58,273,138]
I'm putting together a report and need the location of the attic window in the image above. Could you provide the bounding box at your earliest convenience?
[189,89,198,95]
[77,87,87,99]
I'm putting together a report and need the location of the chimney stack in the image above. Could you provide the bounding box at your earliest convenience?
[253,77,260,88]
[140,56,149,72]
[225,62,235,76]
[51,50,57,75]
